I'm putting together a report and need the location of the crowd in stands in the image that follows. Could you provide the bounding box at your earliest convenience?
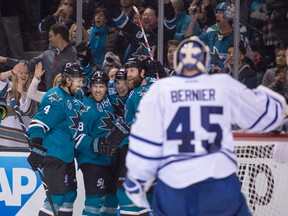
[0,0,287,214]
[0,0,287,139]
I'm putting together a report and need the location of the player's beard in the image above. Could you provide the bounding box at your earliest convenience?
[128,76,142,90]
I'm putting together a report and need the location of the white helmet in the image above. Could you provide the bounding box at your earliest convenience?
[173,36,211,74]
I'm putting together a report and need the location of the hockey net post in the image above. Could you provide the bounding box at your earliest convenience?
[234,132,288,216]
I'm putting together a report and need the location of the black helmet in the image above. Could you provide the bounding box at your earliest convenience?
[115,68,127,80]
[89,70,109,86]
[124,55,149,73]
[62,62,85,78]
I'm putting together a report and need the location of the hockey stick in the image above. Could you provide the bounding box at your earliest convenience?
[133,6,154,61]
[8,89,58,216]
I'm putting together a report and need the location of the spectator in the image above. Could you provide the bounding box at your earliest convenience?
[88,6,119,69]
[39,0,76,34]
[168,0,199,41]
[69,23,89,46]
[0,62,36,148]
[184,1,247,72]
[0,0,24,67]
[0,24,77,91]
[103,0,176,63]
[220,41,258,89]
[262,43,288,102]
[196,0,217,33]
[165,39,179,76]
[82,0,97,29]
[27,62,62,102]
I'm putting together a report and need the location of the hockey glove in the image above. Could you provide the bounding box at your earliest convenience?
[0,97,7,120]
[76,42,92,67]
[106,121,130,146]
[27,143,47,171]
[91,138,119,156]
[123,173,151,208]
[145,59,166,78]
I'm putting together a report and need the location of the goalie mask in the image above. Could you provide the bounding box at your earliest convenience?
[173,36,211,74]
[89,70,109,86]
[214,1,235,21]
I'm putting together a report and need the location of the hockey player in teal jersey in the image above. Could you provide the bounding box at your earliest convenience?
[124,57,158,127]
[108,68,130,121]
[27,62,85,216]
[75,70,129,216]
[117,57,163,216]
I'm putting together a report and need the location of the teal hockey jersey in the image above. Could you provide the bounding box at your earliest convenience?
[28,86,83,163]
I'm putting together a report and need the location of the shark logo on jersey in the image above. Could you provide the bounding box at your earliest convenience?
[211,46,227,69]
[69,109,81,137]
[48,92,63,103]
[137,87,148,97]
[100,111,114,131]
[78,100,91,114]
[132,42,156,60]
[111,98,125,117]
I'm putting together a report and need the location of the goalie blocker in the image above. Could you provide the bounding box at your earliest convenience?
[91,120,130,156]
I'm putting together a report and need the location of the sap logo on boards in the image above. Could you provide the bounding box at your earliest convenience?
[0,153,42,216]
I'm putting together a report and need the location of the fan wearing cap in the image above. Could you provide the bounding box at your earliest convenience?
[75,70,130,215]
[184,1,248,72]
[27,62,85,216]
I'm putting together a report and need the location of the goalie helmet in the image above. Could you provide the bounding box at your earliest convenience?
[214,1,235,21]
[89,70,109,86]
[115,68,127,80]
[173,36,211,74]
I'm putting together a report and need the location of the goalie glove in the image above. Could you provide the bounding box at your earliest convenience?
[91,138,119,156]
[123,173,151,209]
[106,121,130,146]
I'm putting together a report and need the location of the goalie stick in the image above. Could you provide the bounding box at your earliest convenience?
[8,89,58,216]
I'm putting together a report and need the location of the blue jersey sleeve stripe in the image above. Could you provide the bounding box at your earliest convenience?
[130,133,162,146]
[128,148,162,160]
[262,103,279,131]
[157,149,237,171]
[247,95,269,130]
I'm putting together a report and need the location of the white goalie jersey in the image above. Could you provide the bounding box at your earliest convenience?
[126,73,287,189]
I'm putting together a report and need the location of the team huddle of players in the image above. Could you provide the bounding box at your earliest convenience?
[23,36,288,216]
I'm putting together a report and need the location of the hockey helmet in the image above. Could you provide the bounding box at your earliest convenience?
[125,56,149,72]
[173,36,211,74]
[89,70,109,86]
[214,1,235,21]
[115,68,127,80]
[62,62,85,78]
